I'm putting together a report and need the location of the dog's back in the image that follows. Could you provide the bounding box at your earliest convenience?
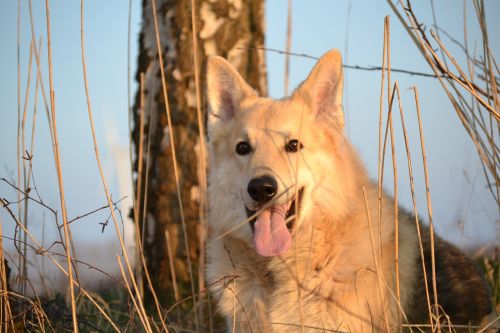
[406,223,492,328]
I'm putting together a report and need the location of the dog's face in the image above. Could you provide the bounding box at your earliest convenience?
[207,50,349,257]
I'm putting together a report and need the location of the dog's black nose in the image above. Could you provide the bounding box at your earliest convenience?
[247,176,278,204]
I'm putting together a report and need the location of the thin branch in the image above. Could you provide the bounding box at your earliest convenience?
[239,46,447,78]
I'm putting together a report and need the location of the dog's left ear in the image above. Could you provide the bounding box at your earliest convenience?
[293,49,344,128]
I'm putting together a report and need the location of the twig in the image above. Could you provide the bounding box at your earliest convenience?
[1,192,121,332]
[66,196,127,225]
[1,178,57,217]
[0,234,124,287]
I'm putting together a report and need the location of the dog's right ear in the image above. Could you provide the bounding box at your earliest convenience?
[206,56,257,131]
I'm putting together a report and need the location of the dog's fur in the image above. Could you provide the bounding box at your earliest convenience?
[205,50,492,332]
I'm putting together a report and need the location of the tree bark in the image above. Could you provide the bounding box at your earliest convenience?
[132,0,266,322]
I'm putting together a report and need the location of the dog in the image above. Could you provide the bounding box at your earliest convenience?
[205,49,492,332]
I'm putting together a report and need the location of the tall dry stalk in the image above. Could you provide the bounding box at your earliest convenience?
[377,17,405,330]
[44,0,79,330]
[127,0,144,302]
[284,0,292,96]
[394,83,436,331]
[20,41,34,297]
[378,15,439,332]
[150,0,199,329]
[79,1,156,331]
[136,75,170,331]
[388,1,500,328]
[388,0,499,209]
[363,187,391,332]
[343,1,352,136]
[16,0,23,294]
[23,37,43,299]
[412,86,439,330]
[189,0,208,303]
[134,72,146,301]
[28,0,54,149]
[0,225,15,333]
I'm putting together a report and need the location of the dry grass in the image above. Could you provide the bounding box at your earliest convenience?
[0,0,498,332]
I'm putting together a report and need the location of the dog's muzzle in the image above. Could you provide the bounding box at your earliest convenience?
[245,188,303,233]
[244,175,304,256]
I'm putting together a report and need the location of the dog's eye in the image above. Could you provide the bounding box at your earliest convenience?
[236,141,252,155]
[285,139,304,153]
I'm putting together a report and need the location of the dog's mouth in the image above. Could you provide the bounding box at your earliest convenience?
[245,188,303,257]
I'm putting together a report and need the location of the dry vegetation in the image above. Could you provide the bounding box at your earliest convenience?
[0,0,498,332]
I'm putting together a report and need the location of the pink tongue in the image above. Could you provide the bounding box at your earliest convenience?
[253,204,292,257]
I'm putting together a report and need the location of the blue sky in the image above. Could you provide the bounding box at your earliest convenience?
[0,1,498,289]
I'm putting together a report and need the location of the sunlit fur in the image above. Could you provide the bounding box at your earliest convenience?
[205,50,492,332]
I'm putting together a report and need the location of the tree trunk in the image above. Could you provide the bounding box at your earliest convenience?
[132,0,266,324]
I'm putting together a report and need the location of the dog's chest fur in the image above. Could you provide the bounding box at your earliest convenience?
[206,203,406,333]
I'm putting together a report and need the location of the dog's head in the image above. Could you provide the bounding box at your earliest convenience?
[207,50,356,257]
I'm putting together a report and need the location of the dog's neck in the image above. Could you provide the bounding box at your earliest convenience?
[275,179,394,281]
